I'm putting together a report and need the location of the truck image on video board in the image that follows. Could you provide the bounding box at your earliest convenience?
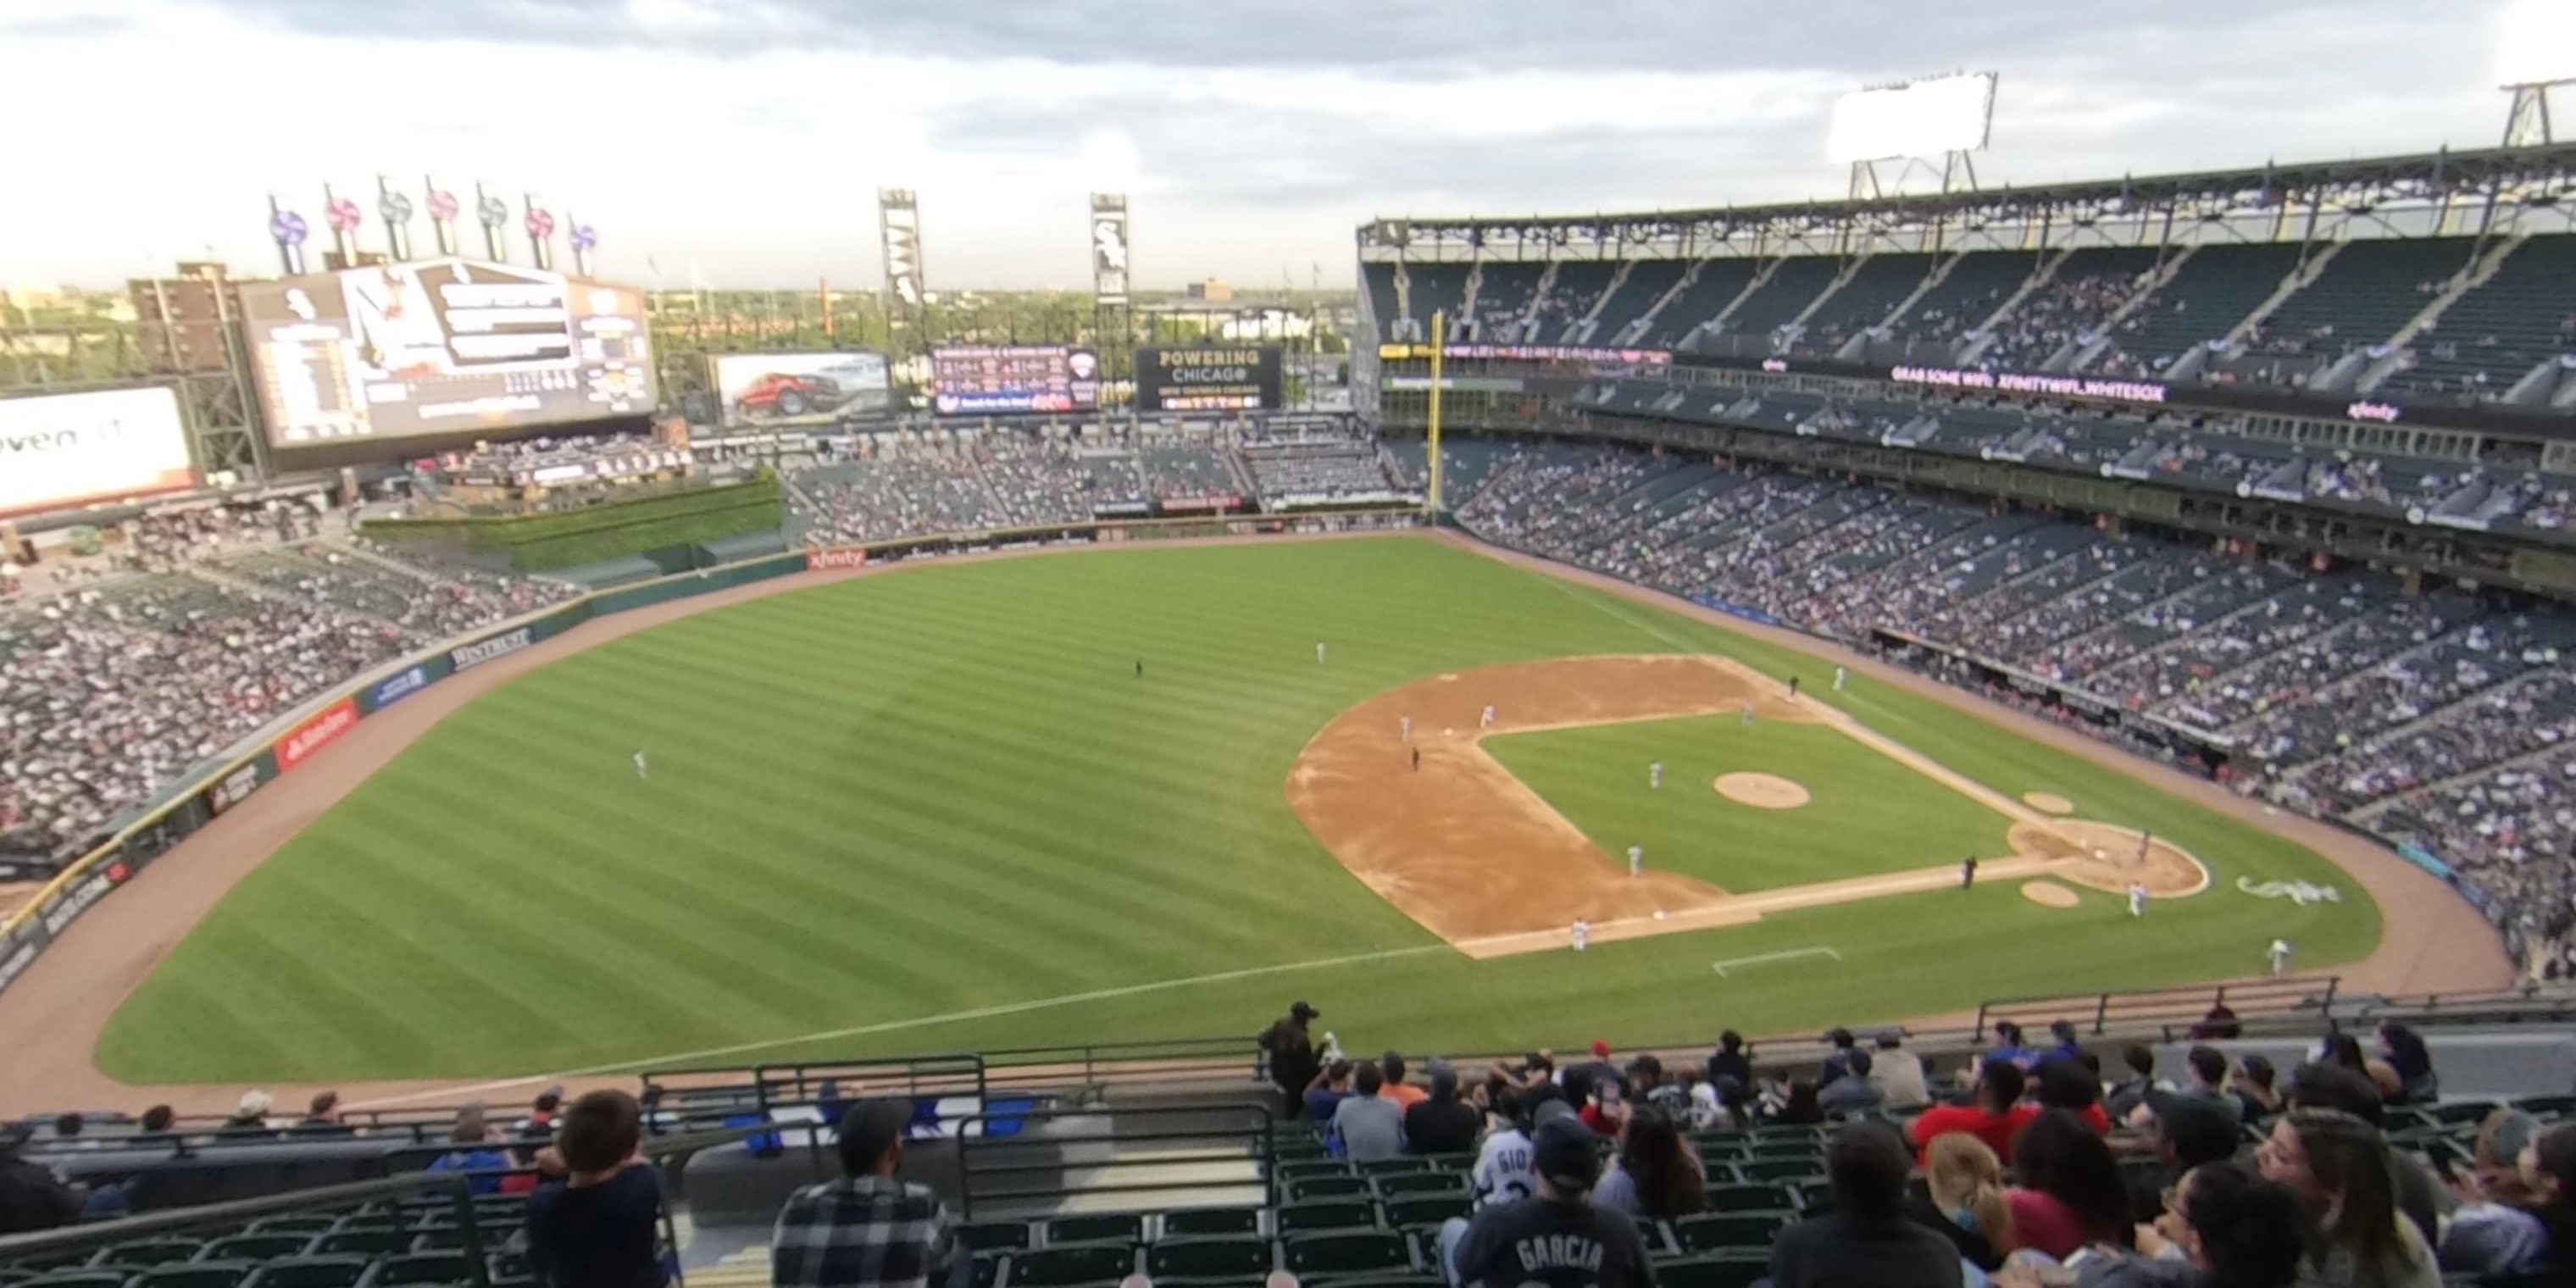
[712,352,892,426]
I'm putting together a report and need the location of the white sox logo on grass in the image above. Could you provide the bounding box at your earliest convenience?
[2237,877,2341,905]
[452,626,534,672]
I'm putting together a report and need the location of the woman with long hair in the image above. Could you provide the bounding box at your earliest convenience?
[2257,1108,2438,1288]
[2033,1056,2109,1135]
[1591,1105,1707,1219]
[2006,1109,2134,1259]
[2094,1160,2312,1288]
[2440,1109,2548,1274]
[2520,1122,2574,1276]
[2372,1022,2436,1103]
[1926,1133,2013,1256]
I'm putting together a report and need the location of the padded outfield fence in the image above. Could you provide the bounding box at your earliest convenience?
[0,509,1427,1005]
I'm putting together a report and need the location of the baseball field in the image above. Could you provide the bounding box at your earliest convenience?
[80,534,2399,1087]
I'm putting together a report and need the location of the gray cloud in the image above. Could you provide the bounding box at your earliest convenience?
[185,0,2459,76]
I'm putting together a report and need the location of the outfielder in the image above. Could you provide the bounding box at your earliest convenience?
[633,749,649,780]
[1628,845,1643,878]
[1571,918,1591,952]
[1315,641,1327,663]
[1648,761,1663,790]
[2268,938,2293,976]
[1833,666,1847,692]
[2128,882,2147,918]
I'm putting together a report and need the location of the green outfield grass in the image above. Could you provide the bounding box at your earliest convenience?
[1485,716,2011,891]
[97,536,2383,1083]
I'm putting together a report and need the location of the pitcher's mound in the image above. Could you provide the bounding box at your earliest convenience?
[2024,791,2075,814]
[1714,773,1810,809]
[2021,880,2081,908]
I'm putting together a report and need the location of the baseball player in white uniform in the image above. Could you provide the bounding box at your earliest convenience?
[1315,641,1326,663]
[1740,704,1756,727]
[2128,883,2147,918]
[1480,704,1496,730]
[1400,715,1412,742]
[1648,761,1663,789]
[1833,666,1847,692]
[2268,938,2293,976]
[633,749,649,780]
[1571,919,1591,952]
[1628,845,1643,878]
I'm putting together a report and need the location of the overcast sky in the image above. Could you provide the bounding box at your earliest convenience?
[0,0,2551,291]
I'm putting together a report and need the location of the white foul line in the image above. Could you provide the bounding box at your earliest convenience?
[343,940,1457,1111]
[1711,947,1842,978]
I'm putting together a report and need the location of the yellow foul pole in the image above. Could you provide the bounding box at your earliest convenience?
[1427,310,1445,515]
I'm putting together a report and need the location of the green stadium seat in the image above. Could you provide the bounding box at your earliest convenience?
[1673,1211,1794,1252]
[484,1252,532,1288]
[19,1275,131,1288]
[245,1220,334,1239]
[304,1232,407,1259]
[94,1241,202,1268]
[240,1258,373,1288]
[1288,1176,1370,1202]
[1282,1230,1411,1279]
[1652,1250,1770,1288]
[134,1266,253,1288]
[1372,1173,1466,1198]
[1697,1160,1744,1185]
[1413,1152,1475,1172]
[1708,1182,1792,1212]
[1001,1242,1137,1288]
[971,1257,1002,1288]
[325,1218,402,1235]
[1740,1159,1820,1183]
[1356,1158,1432,1175]
[1791,1180,1834,1213]
[0,1271,39,1286]
[960,1223,1033,1252]
[1279,1160,1352,1183]
[1146,1236,1271,1282]
[1381,1194,1471,1231]
[406,1230,470,1254]
[197,1239,309,1264]
[2427,1101,2499,1126]
[1274,1201,1376,1235]
[1306,1276,1440,1288]
[1158,1210,1260,1238]
[1748,1141,1821,1158]
[1042,1214,1141,1246]
[356,1252,472,1287]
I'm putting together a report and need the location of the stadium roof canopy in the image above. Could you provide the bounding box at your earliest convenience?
[1359,142,2576,253]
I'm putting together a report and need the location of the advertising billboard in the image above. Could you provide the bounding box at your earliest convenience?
[0,386,197,519]
[1826,72,1997,163]
[931,345,1101,416]
[1135,346,1281,413]
[236,257,655,449]
[1091,193,1130,307]
[712,353,892,427]
[880,189,924,309]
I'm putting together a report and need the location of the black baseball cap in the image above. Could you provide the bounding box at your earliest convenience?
[1291,1001,1319,1019]
[1531,1116,1601,1192]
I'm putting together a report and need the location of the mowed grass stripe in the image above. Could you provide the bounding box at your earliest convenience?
[97,539,2384,1081]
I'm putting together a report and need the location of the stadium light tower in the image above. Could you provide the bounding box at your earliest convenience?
[2497,1,2575,147]
[1829,71,1998,199]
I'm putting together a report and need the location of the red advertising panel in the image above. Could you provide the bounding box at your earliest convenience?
[275,697,361,774]
[807,547,869,571]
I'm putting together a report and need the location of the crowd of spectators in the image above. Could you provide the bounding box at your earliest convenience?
[0,506,575,867]
[1978,270,2145,371]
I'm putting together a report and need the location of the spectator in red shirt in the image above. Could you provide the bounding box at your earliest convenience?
[1908,1060,2038,1164]
[1578,1076,1630,1138]
[2034,1057,2110,1135]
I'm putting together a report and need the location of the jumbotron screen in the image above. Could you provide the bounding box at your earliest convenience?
[1135,345,1281,413]
[931,345,1100,416]
[236,258,655,448]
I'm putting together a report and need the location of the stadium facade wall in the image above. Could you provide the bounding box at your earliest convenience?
[0,512,1424,1003]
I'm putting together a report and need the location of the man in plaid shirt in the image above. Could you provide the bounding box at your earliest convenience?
[774,1100,967,1288]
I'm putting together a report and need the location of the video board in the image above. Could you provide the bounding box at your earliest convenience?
[931,345,1100,416]
[0,386,197,519]
[711,352,892,427]
[236,258,655,449]
[1135,345,1280,413]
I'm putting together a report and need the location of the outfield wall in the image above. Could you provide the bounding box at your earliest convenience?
[0,509,1426,1002]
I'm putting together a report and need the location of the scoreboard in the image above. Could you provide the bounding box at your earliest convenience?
[931,345,1101,416]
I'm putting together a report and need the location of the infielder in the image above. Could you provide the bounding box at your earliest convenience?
[1833,666,1847,692]
[2128,883,2147,918]
[1648,761,1663,790]
[1400,715,1412,742]
[1480,704,1496,730]
[2268,938,2293,976]
[1627,845,1643,878]
[633,749,649,780]
[1740,704,1757,727]
[1571,918,1591,952]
